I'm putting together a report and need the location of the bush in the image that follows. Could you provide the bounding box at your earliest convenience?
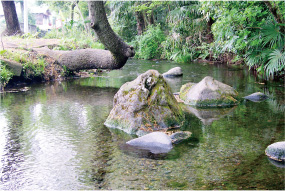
[0,61,14,89]
[134,25,166,60]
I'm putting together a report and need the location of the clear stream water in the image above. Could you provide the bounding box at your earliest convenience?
[0,59,284,190]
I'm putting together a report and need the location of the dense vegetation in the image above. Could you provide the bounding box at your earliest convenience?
[105,1,285,80]
[44,1,284,80]
[1,1,284,89]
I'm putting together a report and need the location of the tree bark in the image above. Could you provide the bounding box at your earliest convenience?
[88,1,134,59]
[1,0,22,36]
[70,0,78,26]
[206,17,214,43]
[135,10,145,35]
[34,47,130,71]
[33,1,135,71]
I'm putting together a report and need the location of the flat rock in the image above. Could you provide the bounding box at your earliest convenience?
[179,76,238,107]
[104,70,185,136]
[163,67,183,78]
[126,132,173,154]
[244,92,268,102]
[265,141,285,162]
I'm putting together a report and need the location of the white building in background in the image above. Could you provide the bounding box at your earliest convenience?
[30,6,54,31]
[0,2,58,32]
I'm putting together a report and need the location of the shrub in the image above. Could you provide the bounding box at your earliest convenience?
[0,61,14,89]
[135,25,166,60]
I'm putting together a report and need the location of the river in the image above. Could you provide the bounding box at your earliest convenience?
[0,59,284,189]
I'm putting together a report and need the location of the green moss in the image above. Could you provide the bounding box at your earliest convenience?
[0,61,14,89]
[180,83,195,101]
[166,180,188,190]
[193,97,238,108]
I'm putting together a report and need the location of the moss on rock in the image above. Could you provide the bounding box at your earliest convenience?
[104,70,185,136]
[179,76,238,107]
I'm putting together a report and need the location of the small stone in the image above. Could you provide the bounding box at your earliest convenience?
[126,132,173,154]
[243,92,268,102]
[163,67,183,78]
[265,141,285,162]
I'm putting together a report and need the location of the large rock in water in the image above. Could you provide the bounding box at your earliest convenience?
[104,70,185,136]
[126,132,173,154]
[179,76,238,107]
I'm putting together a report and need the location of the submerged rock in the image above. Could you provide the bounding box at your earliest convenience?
[163,67,183,78]
[104,70,185,136]
[265,141,285,162]
[179,76,238,107]
[126,132,173,154]
[244,92,268,102]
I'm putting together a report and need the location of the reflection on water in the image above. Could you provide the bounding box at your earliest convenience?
[184,105,237,125]
[0,59,284,190]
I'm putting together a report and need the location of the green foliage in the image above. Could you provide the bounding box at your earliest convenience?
[107,1,137,42]
[1,50,47,80]
[208,1,285,79]
[161,3,206,63]
[266,49,285,78]
[44,21,104,50]
[135,25,166,60]
[0,61,14,88]
[22,57,46,79]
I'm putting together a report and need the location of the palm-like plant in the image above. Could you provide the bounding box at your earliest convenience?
[266,49,285,78]
[246,21,285,79]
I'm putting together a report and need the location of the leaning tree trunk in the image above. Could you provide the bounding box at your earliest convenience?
[35,1,134,71]
[1,0,22,36]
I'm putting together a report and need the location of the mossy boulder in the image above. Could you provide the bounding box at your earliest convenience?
[265,141,285,162]
[104,70,185,136]
[179,76,238,107]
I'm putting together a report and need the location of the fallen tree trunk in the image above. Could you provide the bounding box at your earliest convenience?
[34,47,129,71]
[34,1,135,71]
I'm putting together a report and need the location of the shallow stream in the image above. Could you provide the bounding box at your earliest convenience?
[0,59,284,189]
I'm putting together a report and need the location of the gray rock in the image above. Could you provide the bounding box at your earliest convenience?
[163,67,183,78]
[169,131,192,144]
[126,132,173,154]
[265,141,285,162]
[1,58,22,76]
[164,77,182,93]
[179,76,238,107]
[104,70,185,136]
[244,92,268,102]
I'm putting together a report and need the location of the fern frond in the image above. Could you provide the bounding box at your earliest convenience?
[265,49,285,78]
[261,23,284,49]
